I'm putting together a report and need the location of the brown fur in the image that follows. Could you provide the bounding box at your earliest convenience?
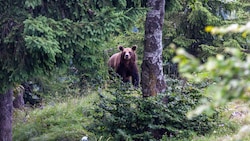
[108,45,139,87]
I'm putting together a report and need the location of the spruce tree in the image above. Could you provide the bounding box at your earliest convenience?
[163,0,250,63]
[0,0,146,140]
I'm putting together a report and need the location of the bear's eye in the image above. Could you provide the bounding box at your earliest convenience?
[129,52,132,54]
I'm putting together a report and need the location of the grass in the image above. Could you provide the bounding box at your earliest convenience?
[13,92,100,141]
[189,100,250,141]
[13,90,250,141]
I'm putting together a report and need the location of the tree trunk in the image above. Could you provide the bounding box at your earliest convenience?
[0,89,13,141]
[141,0,166,97]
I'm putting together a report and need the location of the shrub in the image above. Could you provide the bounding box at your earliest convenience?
[88,78,219,140]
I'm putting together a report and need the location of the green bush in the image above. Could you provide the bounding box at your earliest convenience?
[88,78,219,140]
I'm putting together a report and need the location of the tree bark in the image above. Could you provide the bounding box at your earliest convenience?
[141,0,166,97]
[0,89,13,141]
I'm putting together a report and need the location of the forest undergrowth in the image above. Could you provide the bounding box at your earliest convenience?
[12,78,250,141]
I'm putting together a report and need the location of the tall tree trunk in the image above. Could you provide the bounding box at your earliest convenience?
[141,0,166,97]
[0,89,13,141]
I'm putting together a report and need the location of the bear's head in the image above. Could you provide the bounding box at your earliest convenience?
[118,45,137,62]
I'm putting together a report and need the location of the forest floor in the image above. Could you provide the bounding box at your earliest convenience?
[13,92,250,141]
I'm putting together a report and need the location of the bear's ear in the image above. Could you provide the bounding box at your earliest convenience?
[118,46,124,51]
[131,45,137,51]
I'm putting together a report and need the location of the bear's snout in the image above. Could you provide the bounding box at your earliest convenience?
[124,53,130,59]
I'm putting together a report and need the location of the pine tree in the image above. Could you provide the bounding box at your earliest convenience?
[163,0,250,63]
[0,0,146,140]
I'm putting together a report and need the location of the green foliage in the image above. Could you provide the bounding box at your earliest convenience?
[173,20,250,138]
[28,70,81,103]
[88,79,219,140]
[223,39,241,49]
[162,0,250,65]
[173,47,250,117]
[0,0,147,93]
[25,0,42,9]
[173,36,195,48]
[13,94,99,141]
[24,16,67,72]
[188,1,220,27]
[165,0,183,12]
[200,44,221,56]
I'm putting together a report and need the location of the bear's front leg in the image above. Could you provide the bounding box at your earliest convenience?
[132,71,139,87]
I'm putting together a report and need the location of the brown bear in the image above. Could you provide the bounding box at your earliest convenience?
[108,45,139,87]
